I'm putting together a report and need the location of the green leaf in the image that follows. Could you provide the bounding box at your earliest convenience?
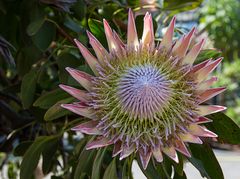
[103,158,118,179]
[16,46,42,76]
[73,138,88,156]
[206,112,240,144]
[71,0,87,20]
[32,21,56,51]
[27,17,45,36]
[122,158,134,179]
[196,49,222,63]
[91,148,107,179]
[64,16,83,33]
[74,147,97,179]
[20,69,38,109]
[57,52,83,84]
[44,97,75,121]
[42,138,59,174]
[188,142,224,179]
[127,0,140,7]
[13,141,33,156]
[163,0,203,12]
[88,18,107,48]
[34,89,70,109]
[20,136,59,179]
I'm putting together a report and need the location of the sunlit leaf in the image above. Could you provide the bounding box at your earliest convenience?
[163,0,203,13]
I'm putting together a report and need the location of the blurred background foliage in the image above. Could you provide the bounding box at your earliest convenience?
[199,0,240,125]
[0,0,240,178]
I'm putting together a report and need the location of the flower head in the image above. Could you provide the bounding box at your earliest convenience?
[60,9,226,169]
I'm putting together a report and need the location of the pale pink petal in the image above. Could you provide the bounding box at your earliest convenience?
[175,140,191,157]
[87,31,109,64]
[112,141,122,157]
[198,87,226,103]
[113,30,125,49]
[139,148,152,169]
[59,84,89,102]
[119,144,135,160]
[86,137,113,150]
[190,59,211,73]
[198,105,226,116]
[127,9,139,48]
[141,12,155,48]
[74,39,99,75]
[179,133,203,144]
[162,146,179,163]
[183,39,205,65]
[152,146,163,162]
[61,103,95,119]
[65,67,93,91]
[195,58,223,82]
[72,120,102,135]
[103,19,121,53]
[195,116,212,124]
[188,124,217,137]
[173,27,196,58]
[172,36,184,53]
[197,76,218,91]
[160,16,176,50]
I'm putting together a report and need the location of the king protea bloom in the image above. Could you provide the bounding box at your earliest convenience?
[60,9,226,169]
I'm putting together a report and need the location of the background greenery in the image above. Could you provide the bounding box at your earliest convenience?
[0,0,240,178]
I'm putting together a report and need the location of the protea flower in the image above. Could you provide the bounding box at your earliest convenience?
[60,9,226,169]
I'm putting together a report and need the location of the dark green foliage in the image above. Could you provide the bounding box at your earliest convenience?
[0,0,239,178]
[206,112,240,144]
[20,135,60,179]
[188,142,224,179]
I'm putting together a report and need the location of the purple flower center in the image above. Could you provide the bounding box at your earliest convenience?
[117,65,171,119]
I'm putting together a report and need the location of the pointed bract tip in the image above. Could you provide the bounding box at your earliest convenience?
[59,84,71,92]
[128,8,133,14]
[59,84,64,89]
[198,105,227,116]
[73,38,79,44]
[86,30,94,39]
[60,103,68,108]
[65,67,73,73]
